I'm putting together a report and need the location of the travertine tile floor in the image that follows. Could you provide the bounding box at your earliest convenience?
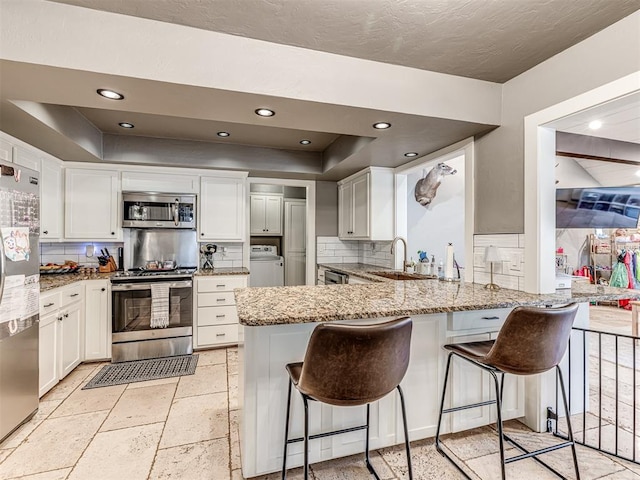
[0,307,639,480]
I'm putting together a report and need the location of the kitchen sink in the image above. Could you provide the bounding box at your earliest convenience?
[369,271,435,281]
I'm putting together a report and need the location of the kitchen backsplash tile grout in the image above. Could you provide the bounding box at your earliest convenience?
[317,236,394,269]
[473,234,526,291]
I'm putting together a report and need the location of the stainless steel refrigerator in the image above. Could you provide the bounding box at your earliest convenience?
[0,161,40,442]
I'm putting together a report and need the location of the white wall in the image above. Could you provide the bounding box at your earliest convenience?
[407,155,465,270]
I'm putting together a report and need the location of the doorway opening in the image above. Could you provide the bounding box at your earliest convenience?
[245,178,316,286]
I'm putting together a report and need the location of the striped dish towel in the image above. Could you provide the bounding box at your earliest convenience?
[150,283,170,328]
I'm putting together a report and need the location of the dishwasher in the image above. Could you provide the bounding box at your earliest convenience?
[324,270,349,284]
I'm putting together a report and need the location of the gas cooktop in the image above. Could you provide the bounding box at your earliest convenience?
[111,267,197,282]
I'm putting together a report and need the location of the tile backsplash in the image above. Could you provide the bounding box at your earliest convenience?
[198,242,244,269]
[473,234,525,291]
[40,241,245,269]
[40,242,123,267]
[316,237,393,269]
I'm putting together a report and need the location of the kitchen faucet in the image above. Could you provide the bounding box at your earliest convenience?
[390,236,411,272]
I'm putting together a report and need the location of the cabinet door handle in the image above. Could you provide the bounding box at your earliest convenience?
[216,314,226,318]
[101,288,106,292]
[70,293,79,297]
[44,302,55,308]
[481,316,500,320]
[201,233,205,236]
[43,230,48,235]
[64,313,69,318]
[216,284,226,288]
[111,232,115,235]
[58,316,63,321]
[216,298,225,302]
[216,333,226,337]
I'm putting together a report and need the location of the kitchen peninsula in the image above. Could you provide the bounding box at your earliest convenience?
[235,279,639,477]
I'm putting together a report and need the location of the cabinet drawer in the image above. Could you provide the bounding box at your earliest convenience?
[198,324,239,346]
[197,306,238,326]
[198,291,236,307]
[197,276,247,293]
[40,291,61,315]
[448,308,511,332]
[60,283,84,307]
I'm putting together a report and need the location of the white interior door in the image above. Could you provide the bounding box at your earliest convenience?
[284,200,306,286]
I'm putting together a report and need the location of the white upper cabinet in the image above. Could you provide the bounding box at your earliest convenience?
[122,171,199,194]
[250,194,283,235]
[13,146,41,172]
[338,167,394,241]
[0,138,13,163]
[40,157,64,240]
[65,168,121,240]
[199,175,246,241]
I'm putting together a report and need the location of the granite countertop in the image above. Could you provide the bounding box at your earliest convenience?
[235,280,640,327]
[40,272,114,292]
[195,267,249,276]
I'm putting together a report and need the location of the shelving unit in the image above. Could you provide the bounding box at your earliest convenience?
[588,234,615,285]
[588,233,640,289]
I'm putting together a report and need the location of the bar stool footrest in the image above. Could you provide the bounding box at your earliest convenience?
[287,424,368,444]
[442,399,497,414]
[502,433,574,479]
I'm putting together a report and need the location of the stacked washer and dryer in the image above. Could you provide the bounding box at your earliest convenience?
[249,245,284,287]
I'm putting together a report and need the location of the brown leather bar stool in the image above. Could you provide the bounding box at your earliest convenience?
[282,317,414,480]
[435,303,580,480]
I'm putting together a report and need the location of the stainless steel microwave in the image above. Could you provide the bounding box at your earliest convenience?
[122,192,196,229]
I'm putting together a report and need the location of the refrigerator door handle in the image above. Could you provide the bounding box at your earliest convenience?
[0,229,5,305]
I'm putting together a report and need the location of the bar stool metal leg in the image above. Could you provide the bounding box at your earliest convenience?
[435,353,470,477]
[557,365,581,480]
[364,404,381,480]
[303,395,310,480]
[397,385,414,480]
[282,379,293,480]
[489,370,506,480]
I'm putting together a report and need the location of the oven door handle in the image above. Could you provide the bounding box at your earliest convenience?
[111,280,192,291]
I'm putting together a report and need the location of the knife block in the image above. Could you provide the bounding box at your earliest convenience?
[99,256,118,273]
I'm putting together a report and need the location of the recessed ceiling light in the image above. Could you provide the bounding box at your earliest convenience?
[635,170,640,177]
[118,122,134,129]
[97,89,124,100]
[373,122,391,129]
[404,152,418,157]
[217,131,230,137]
[255,108,275,117]
[299,139,311,145]
[589,120,603,130]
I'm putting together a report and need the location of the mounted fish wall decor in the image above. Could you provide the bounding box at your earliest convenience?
[414,162,457,207]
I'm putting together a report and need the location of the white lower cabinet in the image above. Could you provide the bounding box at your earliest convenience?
[39,310,59,397]
[194,275,248,348]
[59,301,83,379]
[84,280,111,361]
[39,285,85,398]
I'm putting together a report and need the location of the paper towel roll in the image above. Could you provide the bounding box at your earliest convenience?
[444,243,455,279]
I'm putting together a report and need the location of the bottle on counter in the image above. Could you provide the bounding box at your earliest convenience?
[438,261,443,278]
[429,255,435,276]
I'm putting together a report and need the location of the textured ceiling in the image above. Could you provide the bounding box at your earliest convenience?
[1,1,637,180]
[50,0,640,83]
